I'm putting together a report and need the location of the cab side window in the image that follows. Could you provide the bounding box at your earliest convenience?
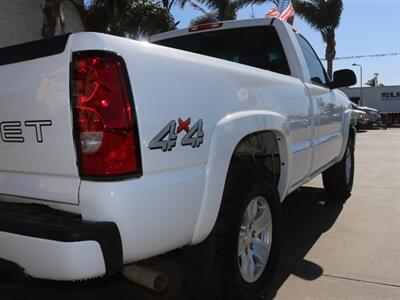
[297,35,329,86]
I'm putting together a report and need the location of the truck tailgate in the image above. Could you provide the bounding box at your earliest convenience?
[0,35,79,205]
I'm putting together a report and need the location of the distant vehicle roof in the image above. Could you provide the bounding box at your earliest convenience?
[359,106,379,112]
[353,109,367,114]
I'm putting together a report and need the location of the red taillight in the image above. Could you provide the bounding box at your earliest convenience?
[72,52,141,178]
[188,22,223,32]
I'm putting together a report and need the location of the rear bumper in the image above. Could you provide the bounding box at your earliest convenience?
[0,201,122,281]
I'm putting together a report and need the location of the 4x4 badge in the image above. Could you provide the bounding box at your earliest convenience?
[149,118,204,152]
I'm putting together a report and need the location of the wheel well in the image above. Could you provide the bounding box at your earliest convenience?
[228,131,281,188]
[349,126,356,143]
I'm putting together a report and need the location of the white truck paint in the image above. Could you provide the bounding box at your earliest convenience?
[0,18,356,282]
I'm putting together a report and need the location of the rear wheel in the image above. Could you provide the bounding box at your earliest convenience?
[183,168,282,300]
[322,138,355,200]
[238,195,273,284]
[386,116,393,126]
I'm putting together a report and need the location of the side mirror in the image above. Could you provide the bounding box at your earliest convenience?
[330,69,357,89]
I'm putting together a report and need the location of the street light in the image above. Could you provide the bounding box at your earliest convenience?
[352,63,363,106]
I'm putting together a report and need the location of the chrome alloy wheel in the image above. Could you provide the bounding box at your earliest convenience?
[345,146,352,184]
[238,196,272,283]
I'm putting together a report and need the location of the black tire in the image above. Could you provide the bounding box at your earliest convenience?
[322,137,355,200]
[183,166,282,300]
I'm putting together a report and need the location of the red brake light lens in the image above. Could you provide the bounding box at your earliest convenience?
[189,22,223,32]
[72,52,141,178]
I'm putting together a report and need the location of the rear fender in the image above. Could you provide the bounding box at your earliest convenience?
[191,111,291,244]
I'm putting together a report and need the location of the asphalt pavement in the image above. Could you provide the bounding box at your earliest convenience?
[272,128,400,299]
[0,128,399,300]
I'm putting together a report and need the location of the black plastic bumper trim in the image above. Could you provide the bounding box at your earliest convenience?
[0,201,122,276]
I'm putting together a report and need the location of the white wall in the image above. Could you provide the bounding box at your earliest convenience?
[0,0,84,47]
[342,85,400,112]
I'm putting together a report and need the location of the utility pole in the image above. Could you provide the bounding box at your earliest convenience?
[352,63,363,106]
[374,73,379,86]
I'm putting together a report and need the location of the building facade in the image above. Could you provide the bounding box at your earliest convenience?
[341,85,400,113]
[0,0,83,48]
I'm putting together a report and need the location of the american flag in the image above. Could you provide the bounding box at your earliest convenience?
[186,0,209,15]
[266,0,295,24]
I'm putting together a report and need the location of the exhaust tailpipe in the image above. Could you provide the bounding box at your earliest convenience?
[122,264,168,293]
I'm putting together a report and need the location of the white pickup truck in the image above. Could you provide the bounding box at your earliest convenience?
[0,18,356,299]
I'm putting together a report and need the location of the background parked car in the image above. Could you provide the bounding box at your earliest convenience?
[358,106,382,128]
[351,103,369,130]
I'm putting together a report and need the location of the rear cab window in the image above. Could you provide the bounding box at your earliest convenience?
[153,26,291,76]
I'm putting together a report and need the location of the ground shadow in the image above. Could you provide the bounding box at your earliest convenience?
[0,256,188,300]
[0,186,343,300]
[267,186,344,299]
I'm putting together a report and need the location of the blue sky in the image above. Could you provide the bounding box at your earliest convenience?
[171,0,400,87]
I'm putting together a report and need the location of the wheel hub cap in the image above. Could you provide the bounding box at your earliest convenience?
[238,196,272,283]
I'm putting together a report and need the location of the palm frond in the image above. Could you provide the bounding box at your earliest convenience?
[194,0,239,20]
[159,0,178,11]
[177,0,191,9]
[84,0,176,37]
[190,12,218,26]
[294,0,343,29]
[293,0,343,78]
[293,1,324,30]
[234,0,278,10]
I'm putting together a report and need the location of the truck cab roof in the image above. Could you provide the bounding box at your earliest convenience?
[150,17,291,43]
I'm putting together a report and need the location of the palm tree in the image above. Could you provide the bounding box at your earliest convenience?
[182,0,279,25]
[235,0,278,6]
[293,0,343,79]
[84,0,177,37]
[42,0,66,37]
[180,0,242,22]
[160,0,178,11]
[42,0,176,39]
[190,12,218,26]
[205,0,240,20]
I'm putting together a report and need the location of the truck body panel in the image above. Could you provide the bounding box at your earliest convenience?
[73,31,315,262]
[0,38,79,205]
[0,18,355,279]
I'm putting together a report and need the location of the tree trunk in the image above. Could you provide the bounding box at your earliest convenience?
[324,30,336,80]
[42,0,65,38]
[109,0,124,35]
[217,2,227,20]
[326,58,333,81]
